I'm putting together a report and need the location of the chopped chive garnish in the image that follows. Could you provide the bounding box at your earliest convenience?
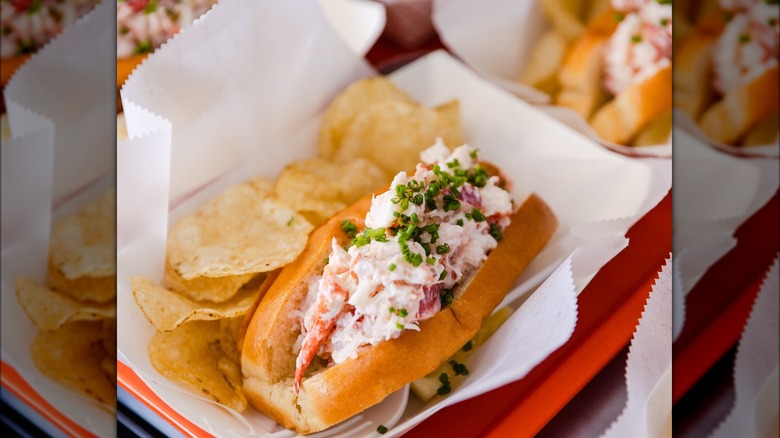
[398,308,408,317]
[427,256,436,265]
[489,224,503,241]
[341,220,358,238]
[388,263,396,272]
[439,270,447,281]
[436,243,450,254]
[377,425,389,434]
[389,307,396,313]
[631,34,642,43]
[396,322,405,330]
[462,341,473,351]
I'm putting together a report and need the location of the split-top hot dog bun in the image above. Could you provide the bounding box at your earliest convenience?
[241,148,557,434]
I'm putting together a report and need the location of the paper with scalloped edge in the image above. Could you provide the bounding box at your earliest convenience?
[709,257,779,438]
[117,1,671,434]
[431,0,671,157]
[672,129,779,340]
[600,255,671,438]
[318,0,386,57]
[0,1,116,436]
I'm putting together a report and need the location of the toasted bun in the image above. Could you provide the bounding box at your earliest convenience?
[698,64,780,145]
[590,64,672,144]
[674,31,718,119]
[1,55,31,87]
[557,32,611,120]
[117,55,147,88]
[241,193,557,434]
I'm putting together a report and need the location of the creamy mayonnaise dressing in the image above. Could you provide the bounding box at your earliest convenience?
[1,0,96,57]
[116,0,213,59]
[604,0,672,95]
[293,142,513,382]
[713,0,779,95]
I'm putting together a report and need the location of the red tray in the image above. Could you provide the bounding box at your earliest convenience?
[0,361,97,438]
[115,192,672,438]
[405,191,672,437]
[672,191,779,403]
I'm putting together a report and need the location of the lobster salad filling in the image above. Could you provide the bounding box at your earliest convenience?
[604,0,672,95]
[116,0,214,58]
[1,0,97,57]
[292,141,514,390]
[712,0,778,95]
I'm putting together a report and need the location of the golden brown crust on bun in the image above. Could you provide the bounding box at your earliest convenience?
[557,32,611,120]
[674,31,719,119]
[241,193,557,434]
[117,55,147,89]
[1,55,32,87]
[590,64,672,144]
[698,64,780,145]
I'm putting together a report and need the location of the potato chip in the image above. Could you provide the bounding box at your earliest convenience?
[163,259,256,303]
[237,269,280,353]
[46,259,116,303]
[273,158,387,225]
[132,276,262,331]
[31,321,116,407]
[102,318,117,360]
[318,77,414,159]
[634,109,672,146]
[167,178,313,279]
[518,30,567,95]
[16,277,115,331]
[333,99,463,176]
[1,114,10,140]
[219,317,243,364]
[50,189,116,279]
[743,111,779,146]
[542,0,587,42]
[148,320,247,412]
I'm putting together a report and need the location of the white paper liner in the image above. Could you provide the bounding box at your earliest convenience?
[0,1,116,435]
[672,129,779,340]
[601,255,672,438]
[117,1,671,434]
[317,0,386,57]
[431,0,672,157]
[710,256,779,438]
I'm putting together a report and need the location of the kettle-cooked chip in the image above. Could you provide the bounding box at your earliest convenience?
[167,178,313,279]
[132,276,263,331]
[31,321,116,407]
[16,277,115,331]
[50,189,116,279]
[163,260,256,303]
[46,259,116,303]
[273,157,386,225]
[148,320,247,412]
[318,77,414,159]
[219,317,244,364]
[333,99,463,176]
